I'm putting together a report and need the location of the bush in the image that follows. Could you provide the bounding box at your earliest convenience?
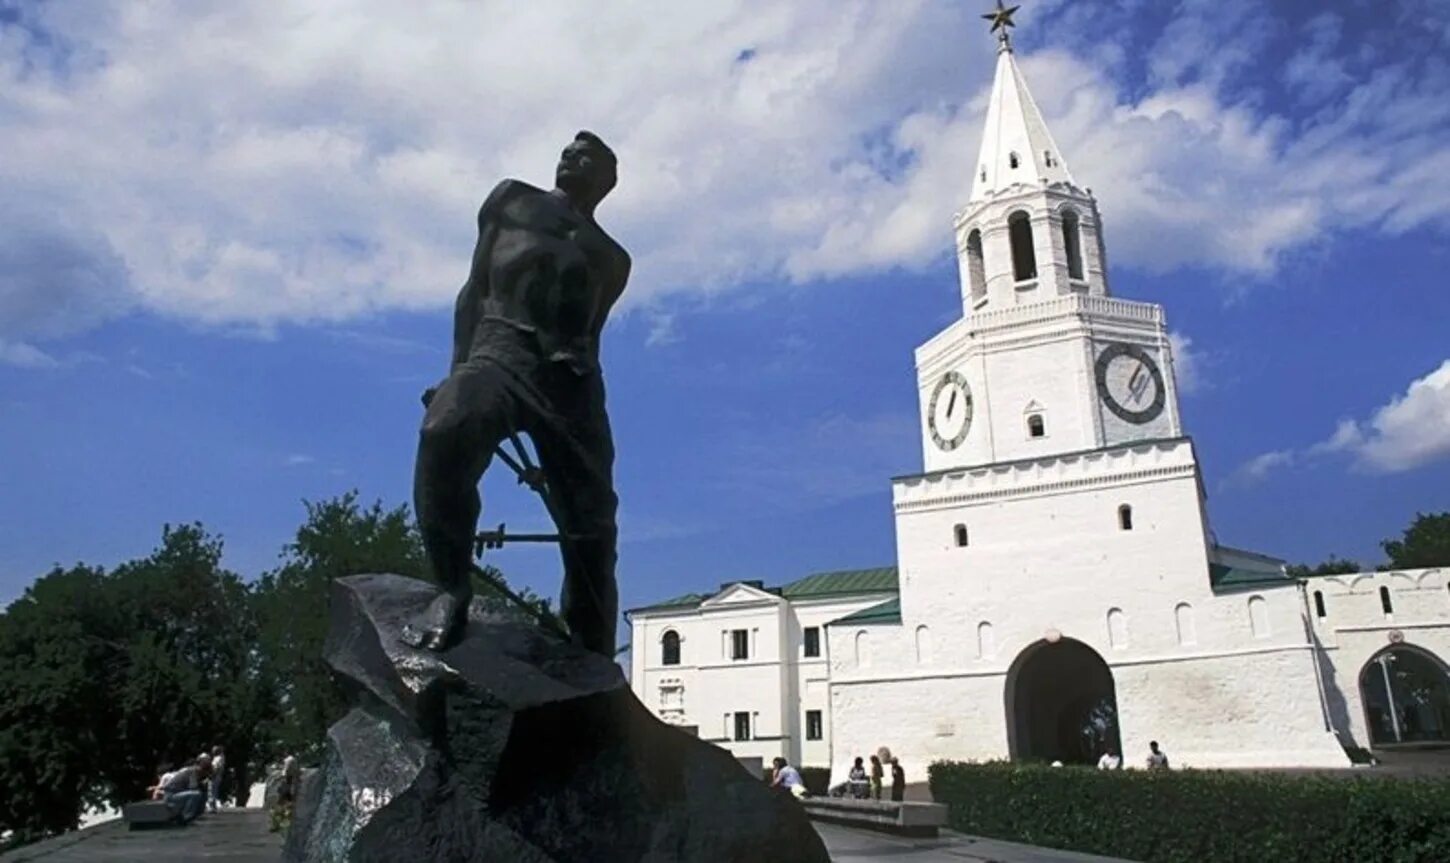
[928,761,1450,863]
[801,767,831,795]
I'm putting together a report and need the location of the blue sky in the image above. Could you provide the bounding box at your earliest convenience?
[3,1,1449,637]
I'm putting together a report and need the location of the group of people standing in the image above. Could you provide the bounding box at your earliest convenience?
[832,750,907,801]
[148,745,227,825]
[1095,740,1170,771]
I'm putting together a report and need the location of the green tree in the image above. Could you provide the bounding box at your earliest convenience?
[1382,511,1450,570]
[0,492,554,845]
[1286,556,1363,578]
[251,493,429,764]
[0,564,117,843]
[104,525,265,806]
[0,525,262,844]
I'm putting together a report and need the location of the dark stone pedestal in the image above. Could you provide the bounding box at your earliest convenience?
[284,574,828,863]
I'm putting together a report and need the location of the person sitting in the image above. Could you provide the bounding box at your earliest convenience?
[157,760,208,824]
[208,745,226,812]
[1097,748,1122,770]
[1146,740,1170,770]
[848,756,870,799]
[770,757,807,799]
[148,763,174,801]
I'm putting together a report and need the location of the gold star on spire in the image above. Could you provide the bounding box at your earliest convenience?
[982,1,1021,50]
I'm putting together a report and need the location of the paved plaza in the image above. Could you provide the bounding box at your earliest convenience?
[0,807,1131,863]
[0,810,282,863]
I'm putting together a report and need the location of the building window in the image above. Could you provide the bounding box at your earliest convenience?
[1174,602,1196,646]
[1062,208,1084,281]
[1008,211,1037,282]
[1314,590,1327,618]
[1248,595,1270,639]
[803,626,821,658]
[979,165,987,183]
[855,630,871,668]
[731,628,749,660]
[966,229,986,300]
[806,710,823,741]
[733,711,751,741]
[976,621,994,659]
[1044,149,1056,167]
[1027,414,1045,438]
[915,625,932,665]
[659,680,684,720]
[662,630,681,666]
[1009,151,1020,169]
[954,523,969,547]
[1118,505,1133,531]
[1107,607,1128,649]
[1380,586,1394,616]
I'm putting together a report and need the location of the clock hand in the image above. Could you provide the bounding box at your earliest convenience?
[947,390,957,418]
[1127,364,1149,404]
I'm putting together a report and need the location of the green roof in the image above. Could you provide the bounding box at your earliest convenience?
[626,591,707,614]
[780,566,898,598]
[626,566,897,616]
[830,597,901,626]
[1209,563,1292,592]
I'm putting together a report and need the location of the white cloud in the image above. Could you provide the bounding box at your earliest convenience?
[284,454,316,467]
[643,311,681,348]
[1228,359,1450,484]
[1224,449,1296,489]
[1,0,1447,347]
[1168,331,1203,395]
[1319,360,1450,473]
[0,339,59,369]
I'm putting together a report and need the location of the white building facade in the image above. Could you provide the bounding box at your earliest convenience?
[627,571,897,768]
[627,19,1450,780]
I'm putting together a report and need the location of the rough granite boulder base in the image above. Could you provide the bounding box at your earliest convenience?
[285,573,828,863]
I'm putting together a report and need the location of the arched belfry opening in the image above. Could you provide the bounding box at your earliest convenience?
[966,229,986,302]
[1061,208,1084,282]
[1359,644,1450,745]
[1008,211,1037,282]
[1005,638,1121,764]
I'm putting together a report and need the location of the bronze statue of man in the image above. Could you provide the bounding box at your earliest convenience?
[406,131,631,655]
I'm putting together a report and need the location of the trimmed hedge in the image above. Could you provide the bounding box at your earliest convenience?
[929,761,1450,863]
[801,767,831,795]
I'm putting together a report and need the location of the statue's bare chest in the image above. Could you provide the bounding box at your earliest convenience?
[489,193,620,285]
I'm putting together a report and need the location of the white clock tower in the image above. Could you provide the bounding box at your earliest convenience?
[917,16,1183,474]
[825,3,1350,774]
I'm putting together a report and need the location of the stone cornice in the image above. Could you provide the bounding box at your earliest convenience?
[915,294,1164,371]
[830,641,1319,688]
[893,438,1197,512]
[895,462,1197,513]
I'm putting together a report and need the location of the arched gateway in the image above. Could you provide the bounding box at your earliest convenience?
[1359,644,1450,745]
[1006,638,1121,764]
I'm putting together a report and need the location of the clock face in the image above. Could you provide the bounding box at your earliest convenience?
[1095,343,1166,425]
[927,371,973,451]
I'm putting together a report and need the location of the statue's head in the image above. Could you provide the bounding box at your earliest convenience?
[556,130,618,207]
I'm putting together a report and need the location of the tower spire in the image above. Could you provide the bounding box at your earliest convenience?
[968,1,1074,203]
[952,0,1108,312]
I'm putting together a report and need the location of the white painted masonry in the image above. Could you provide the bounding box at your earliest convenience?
[628,578,893,768]
[626,19,1450,783]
